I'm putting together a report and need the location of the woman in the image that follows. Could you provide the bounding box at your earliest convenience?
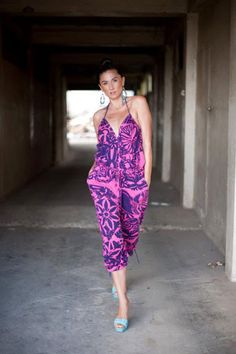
[87,58,152,332]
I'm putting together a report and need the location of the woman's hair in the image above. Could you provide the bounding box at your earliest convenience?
[97,57,123,82]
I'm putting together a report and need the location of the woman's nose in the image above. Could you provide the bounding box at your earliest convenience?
[108,82,114,89]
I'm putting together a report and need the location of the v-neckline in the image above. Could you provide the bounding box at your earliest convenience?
[103,113,130,139]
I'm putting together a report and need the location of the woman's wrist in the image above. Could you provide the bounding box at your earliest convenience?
[144,175,151,187]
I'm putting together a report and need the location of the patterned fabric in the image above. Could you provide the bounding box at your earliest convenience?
[87,101,149,272]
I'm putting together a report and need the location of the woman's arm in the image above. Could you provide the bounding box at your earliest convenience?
[135,96,153,187]
[88,111,103,174]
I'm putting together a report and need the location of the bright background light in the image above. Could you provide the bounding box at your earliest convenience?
[66,90,134,143]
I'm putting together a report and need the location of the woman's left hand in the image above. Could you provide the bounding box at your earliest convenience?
[145,176,151,188]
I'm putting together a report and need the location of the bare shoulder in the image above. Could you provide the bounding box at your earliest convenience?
[93,106,107,127]
[128,95,149,110]
[130,95,147,104]
[129,95,152,128]
[93,107,106,121]
[129,95,151,113]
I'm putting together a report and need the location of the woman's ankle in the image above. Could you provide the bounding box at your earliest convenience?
[119,293,129,304]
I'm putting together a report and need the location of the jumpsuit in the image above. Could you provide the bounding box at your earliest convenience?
[87,100,149,272]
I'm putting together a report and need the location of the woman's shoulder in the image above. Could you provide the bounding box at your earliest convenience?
[93,106,108,124]
[128,95,147,106]
[128,95,151,123]
[128,95,148,112]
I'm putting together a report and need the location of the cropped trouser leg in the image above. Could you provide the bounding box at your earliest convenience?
[88,180,128,272]
[87,176,149,273]
[120,186,149,256]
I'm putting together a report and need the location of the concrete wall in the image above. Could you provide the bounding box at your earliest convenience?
[226,0,236,281]
[170,34,185,195]
[0,25,53,199]
[156,52,165,179]
[194,0,230,252]
[31,50,53,174]
[0,51,31,198]
[162,45,173,183]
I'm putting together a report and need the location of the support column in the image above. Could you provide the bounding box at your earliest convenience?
[51,64,65,164]
[162,45,173,182]
[226,0,236,282]
[183,13,198,208]
[0,24,3,197]
[62,75,68,160]
[152,61,158,168]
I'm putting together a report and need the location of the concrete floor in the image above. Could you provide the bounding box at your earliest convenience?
[0,142,236,354]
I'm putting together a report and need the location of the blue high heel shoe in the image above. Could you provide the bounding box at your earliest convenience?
[114,318,129,333]
[112,285,118,301]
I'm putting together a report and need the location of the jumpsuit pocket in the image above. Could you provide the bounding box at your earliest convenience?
[88,167,94,176]
[88,164,98,177]
[87,165,96,184]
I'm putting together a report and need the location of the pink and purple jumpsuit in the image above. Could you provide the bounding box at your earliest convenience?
[87,101,149,272]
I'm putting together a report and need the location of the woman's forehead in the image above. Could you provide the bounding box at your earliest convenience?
[100,69,122,82]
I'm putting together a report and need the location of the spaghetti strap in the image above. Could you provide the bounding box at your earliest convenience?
[104,103,110,118]
[104,99,129,118]
[124,98,130,114]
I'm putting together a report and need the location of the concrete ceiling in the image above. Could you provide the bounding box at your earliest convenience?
[0,0,188,16]
[0,2,187,90]
[52,52,157,90]
[2,14,185,90]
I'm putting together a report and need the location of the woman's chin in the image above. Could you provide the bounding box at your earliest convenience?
[108,92,122,100]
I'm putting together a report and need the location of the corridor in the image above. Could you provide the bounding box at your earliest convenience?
[1,0,236,352]
[0,144,236,354]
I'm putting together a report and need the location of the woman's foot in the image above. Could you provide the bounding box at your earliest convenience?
[114,318,128,333]
[114,295,129,331]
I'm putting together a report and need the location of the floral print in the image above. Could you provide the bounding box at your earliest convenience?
[87,103,149,272]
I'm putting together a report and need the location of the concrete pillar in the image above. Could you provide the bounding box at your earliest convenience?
[0,25,3,197]
[28,48,35,148]
[51,64,66,164]
[62,75,68,160]
[152,61,159,168]
[183,13,198,208]
[162,45,173,182]
[226,0,236,282]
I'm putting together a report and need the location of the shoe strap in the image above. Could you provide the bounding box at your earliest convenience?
[114,318,128,327]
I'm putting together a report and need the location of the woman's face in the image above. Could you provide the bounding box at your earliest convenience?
[99,69,125,100]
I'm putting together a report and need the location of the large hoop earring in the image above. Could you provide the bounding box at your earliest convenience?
[122,86,127,104]
[100,92,105,105]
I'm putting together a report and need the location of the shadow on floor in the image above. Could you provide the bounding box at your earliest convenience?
[0,142,235,354]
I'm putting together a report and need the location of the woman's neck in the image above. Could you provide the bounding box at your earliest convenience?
[109,97,125,111]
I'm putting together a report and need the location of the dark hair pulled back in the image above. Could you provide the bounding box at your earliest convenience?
[97,57,123,82]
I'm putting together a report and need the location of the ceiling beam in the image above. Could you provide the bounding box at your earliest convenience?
[50,52,155,69]
[32,26,164,47]
[188,0,215,12]
[0,0,187,16]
